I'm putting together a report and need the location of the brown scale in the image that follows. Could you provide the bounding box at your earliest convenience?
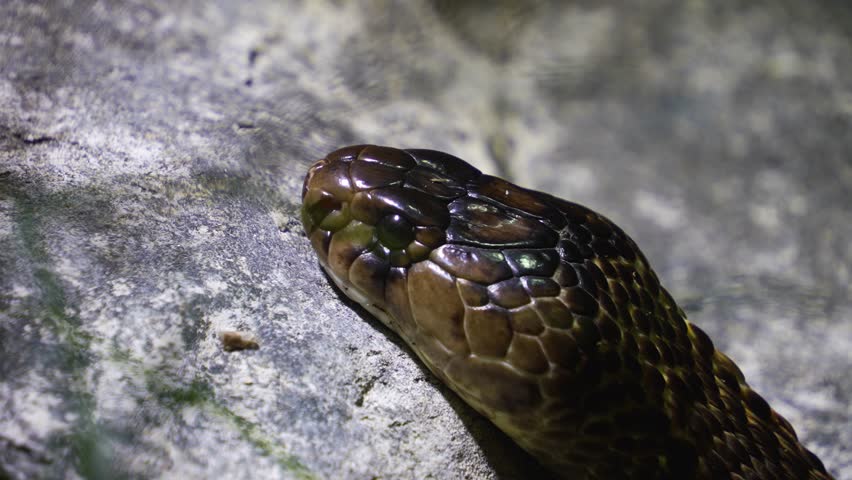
[301,145,835,480]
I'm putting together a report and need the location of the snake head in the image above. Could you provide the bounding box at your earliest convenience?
[301,146,465,319]
[301,145,835,480]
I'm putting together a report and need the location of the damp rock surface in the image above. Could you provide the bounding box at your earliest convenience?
[1,1,850,479]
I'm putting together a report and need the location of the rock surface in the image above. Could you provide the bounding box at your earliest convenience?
[1,1,850,478]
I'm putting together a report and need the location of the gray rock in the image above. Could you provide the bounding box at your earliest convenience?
[1,1,849,478]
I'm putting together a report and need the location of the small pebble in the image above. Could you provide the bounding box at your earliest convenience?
[220,331,260,352]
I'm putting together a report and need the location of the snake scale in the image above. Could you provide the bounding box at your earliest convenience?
[300,145,833,479]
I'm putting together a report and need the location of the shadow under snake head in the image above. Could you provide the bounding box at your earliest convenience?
[301,145,833,480]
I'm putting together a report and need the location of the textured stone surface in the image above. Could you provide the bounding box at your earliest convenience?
[0,1,850,479]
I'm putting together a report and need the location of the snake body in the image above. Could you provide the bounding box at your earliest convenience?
[301,145,833,479]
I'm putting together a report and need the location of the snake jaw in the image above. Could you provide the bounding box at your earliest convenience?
[302,145,835,480]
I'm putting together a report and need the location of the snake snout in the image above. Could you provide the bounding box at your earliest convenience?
[302,145,416,230]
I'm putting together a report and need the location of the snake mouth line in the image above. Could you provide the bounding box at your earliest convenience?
[318,258,394,329]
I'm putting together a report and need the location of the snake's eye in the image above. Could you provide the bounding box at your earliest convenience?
[376,214,414,250]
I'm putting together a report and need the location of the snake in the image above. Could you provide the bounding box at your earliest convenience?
[300,144,834,480]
